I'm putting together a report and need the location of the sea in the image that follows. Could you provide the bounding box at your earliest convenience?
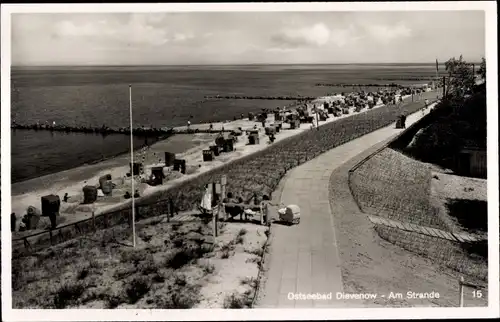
[10,64,444,183]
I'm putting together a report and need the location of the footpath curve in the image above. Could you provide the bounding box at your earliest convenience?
[256,101,433,308]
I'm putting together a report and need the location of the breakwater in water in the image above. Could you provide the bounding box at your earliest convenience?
[204,95,315,100]
[10,123,235,136]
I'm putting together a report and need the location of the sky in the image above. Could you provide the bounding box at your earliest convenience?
[11,11,485,66]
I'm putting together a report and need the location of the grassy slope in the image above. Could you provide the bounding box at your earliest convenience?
[349,147,488,282]
[350,148,449,230]
[12,216,268,309]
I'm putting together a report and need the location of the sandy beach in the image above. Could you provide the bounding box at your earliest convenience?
[11,92,413,235]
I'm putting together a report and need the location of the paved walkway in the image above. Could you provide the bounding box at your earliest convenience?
[256,102,435,308]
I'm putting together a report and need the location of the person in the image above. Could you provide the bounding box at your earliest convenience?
[63,193,69,202]
[187,120,191,130]
[425,99,429,109]
[260,195,280,225]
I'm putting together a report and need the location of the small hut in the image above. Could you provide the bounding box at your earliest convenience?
[203,149,215,162]
[210,145,220,156]
[41,194,60,217]
[395,114,406,129]
[215,133,233,147]
[23,206,41,230]
[164,152,176,167]
[130,162,143,176]
[83,185,98,204]
[290,119,301,129]
[101,180,114,195]
[265,126,276,136]
[248,134,260,145]
[150,166,164,186]
[99,174,112,189]
[173,159,187,174]
[223,139,234,152]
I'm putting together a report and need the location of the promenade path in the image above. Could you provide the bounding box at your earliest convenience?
[256,99,436,308]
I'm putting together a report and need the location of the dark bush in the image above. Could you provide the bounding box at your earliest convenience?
[125,277,151,304]
[53,282,86,308]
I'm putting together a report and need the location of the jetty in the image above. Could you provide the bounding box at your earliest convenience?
[10,122,237,136]
[10,123,175,137]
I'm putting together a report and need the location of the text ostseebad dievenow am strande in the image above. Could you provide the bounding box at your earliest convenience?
[288,291,441,301]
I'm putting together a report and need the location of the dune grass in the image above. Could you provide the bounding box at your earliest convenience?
[12,214,268,309]
[349,147,450,230]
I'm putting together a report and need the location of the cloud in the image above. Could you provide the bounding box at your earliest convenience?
[173,33,195,42]
[365,22,412,43]
[271,23,331,48]
[329,24,361,47]
[52,16,169,47]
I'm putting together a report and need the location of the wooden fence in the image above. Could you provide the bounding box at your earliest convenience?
[11,198,197,257]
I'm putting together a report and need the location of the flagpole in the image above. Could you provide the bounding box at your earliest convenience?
[129,84,136,248]
[435,58,440,98]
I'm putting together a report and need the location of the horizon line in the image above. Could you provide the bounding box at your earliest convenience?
[12,61,482,68]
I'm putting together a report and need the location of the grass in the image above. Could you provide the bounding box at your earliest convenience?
[54,281,86,309]
[223,291,253,309]
[375,225,488,281]
[13,217,270,309]
[220,241,235,259]
[126,277,151,304]
[349,146,488,282]
[349,147,450,230]
[12,220,214,309]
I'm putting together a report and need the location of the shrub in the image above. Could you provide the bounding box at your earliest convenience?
[152,272,165,283]
[154,289,200,309]
[105,294,125,309]
[121,250,147,265]
[138,257,159,275]
[223,293,246,309]
[235,235,244,244]
[125,277,151,304]
[77,268,89,280]
[174,274,187,287]
[113,265,138,280]
[201,262,216,274]
[246,247,264,257]
[53,282,86,309]
[165,249,198,269]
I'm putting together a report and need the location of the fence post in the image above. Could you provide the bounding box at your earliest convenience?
[221,175,227,221]
[92,211,96,231]
[23,237,31,252]
[213,205,219,238]
[49,230,53,246]
[459,276,464,307]
[167,201,170,223]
